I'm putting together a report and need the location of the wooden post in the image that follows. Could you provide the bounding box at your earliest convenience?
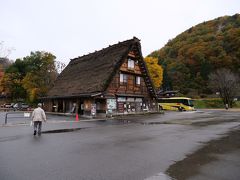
[76,99,80,114]
[63,100,65,113]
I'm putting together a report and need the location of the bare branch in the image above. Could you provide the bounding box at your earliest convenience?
[0,41,15,58]
[209,68,240,107]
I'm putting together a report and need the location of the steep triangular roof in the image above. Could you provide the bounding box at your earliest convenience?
[46,37,155,98]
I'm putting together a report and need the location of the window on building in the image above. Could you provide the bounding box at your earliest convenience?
[128,59,134,69]
[120,73,128,83]
[135,76,141,85]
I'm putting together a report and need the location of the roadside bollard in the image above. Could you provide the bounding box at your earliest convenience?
[75,114,79,121]
[5,112,8,124]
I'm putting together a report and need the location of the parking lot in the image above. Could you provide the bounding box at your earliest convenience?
[0,110,239,180]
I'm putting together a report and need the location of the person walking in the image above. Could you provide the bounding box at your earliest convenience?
[225,103,229,110]
[31,103,46,136]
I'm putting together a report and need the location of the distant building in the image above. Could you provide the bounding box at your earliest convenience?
[157,90,179,98]
[234,96,240,101]
[42,37,157,117]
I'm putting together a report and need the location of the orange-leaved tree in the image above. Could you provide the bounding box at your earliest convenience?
[144,57,163,89]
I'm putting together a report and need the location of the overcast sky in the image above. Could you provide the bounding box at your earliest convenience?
[0,0,239,65]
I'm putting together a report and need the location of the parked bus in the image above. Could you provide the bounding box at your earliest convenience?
[158,97,195,111]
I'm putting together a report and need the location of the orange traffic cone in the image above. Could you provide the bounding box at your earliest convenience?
[75,113,79,121]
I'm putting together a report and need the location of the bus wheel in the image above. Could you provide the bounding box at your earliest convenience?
[159,106,163,111]
[178,107,183,111]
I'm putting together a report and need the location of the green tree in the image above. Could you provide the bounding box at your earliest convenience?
[0,59,27,99]
[148,14,240,96]
[0,72,26,99]
[0,51,58,103]
[22,51,57,103]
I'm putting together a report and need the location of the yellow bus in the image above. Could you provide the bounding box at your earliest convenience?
[158,97,195,111]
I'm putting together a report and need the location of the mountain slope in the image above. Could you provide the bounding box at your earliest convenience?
[148,14,240,97]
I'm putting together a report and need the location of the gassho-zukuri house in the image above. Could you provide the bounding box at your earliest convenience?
[42,37,158,117]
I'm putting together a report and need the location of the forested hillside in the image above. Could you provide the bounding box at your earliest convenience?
[148,14,240,97]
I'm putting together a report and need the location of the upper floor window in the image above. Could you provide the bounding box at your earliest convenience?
[135,76,141,85]
[120,73,128,83]
[128,59,134,69]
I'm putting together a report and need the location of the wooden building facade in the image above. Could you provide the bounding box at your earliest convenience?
[42,37,157,117]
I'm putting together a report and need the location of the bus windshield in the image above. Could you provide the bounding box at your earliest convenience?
[188,100,194,107]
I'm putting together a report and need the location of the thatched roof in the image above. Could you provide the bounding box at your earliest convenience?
[46,37,155,98]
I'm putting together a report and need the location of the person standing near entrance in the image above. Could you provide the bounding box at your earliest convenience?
[31,103,46,136]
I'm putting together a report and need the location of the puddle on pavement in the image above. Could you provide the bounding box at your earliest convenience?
[0,135,22,142]
[195,111,205,113]
[145,172,174,180]
[166,128,240,180]
[192,118,238,126]
[141,122,167,125]
[93,119,134,125]
[42,127,87,134]
[141,118,239,126]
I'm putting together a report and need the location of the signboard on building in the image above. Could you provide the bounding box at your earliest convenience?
[107,99,116,110]
[127,97,134,102]
[135,98,143,102]
[91,104,96,116]
[117,97,126,102]
[117,102,124,113]
[24,112,31,117]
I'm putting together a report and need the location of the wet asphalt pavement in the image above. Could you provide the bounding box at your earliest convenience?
[0,110,239,180]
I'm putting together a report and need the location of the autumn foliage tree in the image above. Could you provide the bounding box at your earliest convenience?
[144,57,163,89]
[0,59,27,99]
[0,51,58,103]
[148,14,240,96]
[21,52,57,102]
[0,42,13,93]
